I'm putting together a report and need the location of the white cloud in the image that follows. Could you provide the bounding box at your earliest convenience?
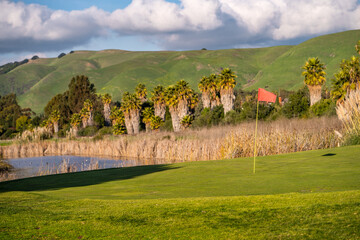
[0,0,360,54]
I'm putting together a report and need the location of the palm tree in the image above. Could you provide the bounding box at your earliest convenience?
[176,80,198,121]
[208,73,220,109]
[101,93,112,126]
[110,106,124,125]
[165,86,181,132]
[356,40,360,55]
[110,106,126,135]
[83,99,94,126]
[50,110,60,135]
[70,113,81,136]
[150,115,163,131]
[302,57,326,106]
[121,92,142,134]
[165,80,198,132]
[181,115,193,129]
[150,85,166,121]
[80,107,90,128]
[135,83,147,103]
[332,56,360,103]
[218,68,237,114]
[198,76,211,109]
[142,107,154,133]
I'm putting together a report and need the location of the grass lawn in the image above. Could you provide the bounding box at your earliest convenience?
[0,146,360,239]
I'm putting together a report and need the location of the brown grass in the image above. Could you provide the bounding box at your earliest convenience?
[336,88,360,136]
[0,117,342,164]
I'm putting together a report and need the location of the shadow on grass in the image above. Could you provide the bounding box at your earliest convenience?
[322,153,336,157]
[0,164,179,193]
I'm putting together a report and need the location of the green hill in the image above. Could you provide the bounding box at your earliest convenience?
[0,146,359,238]
[0,30,359,113]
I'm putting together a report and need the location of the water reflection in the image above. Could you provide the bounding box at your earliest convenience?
[1,156,136,181]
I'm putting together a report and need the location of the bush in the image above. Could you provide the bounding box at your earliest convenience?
[342,133,360,146]
[58,124,70,138]
[160,107,173,131]
[192,106,224,128]
[223,110,242,125]
[77,126,98,137]
[282,87,310,118]
[58,53,66,58]
[94,112,105,128]
[309,99,336,117]
[98,127,113,136]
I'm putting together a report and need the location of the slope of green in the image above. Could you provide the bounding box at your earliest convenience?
[1,30,359,113]
[249,29,360,91]
[0,146,359,239]
[17,47,291,113]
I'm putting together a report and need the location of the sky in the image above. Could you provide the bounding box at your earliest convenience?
[1,0,360,64]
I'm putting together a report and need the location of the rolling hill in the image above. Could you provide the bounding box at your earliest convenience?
[1,30,359,113]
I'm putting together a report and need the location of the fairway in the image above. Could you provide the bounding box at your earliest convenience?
[0,146,360,239]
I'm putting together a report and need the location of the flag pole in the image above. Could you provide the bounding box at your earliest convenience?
[253,98,259,174]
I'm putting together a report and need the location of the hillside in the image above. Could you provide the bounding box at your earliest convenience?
[0,30,359,113]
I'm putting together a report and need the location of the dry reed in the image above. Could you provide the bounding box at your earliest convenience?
[0,117,342,164]
[336,88,360,136]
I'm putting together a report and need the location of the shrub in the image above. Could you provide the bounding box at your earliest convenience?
[282,87,310,118]
[94,112,105,128]
[112,123,126,135]
[98,127,113,136]
[310,99,336,117]
[192,106,224,128]
[58,124,70,138]
[223,110,242,125]
[77,126,98,137]
[58,53,66,58]
[150,116,163,130]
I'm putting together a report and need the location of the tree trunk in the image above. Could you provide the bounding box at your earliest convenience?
[154,104,166,121]
[104,103,111,126]
[124,114,133,135]
[88,111,94,126]
[169,107,181,132]
[82,118,88,128]
[177,100,189,121]
[145,123,151,133]
[307,85,322,106]
[71,126,78,137]
[220,89,235,114]
[201,92,211,109]
[130,109,140,134]
[53,122,59,133]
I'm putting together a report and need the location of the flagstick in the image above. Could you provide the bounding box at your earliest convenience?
[253,99,259,174]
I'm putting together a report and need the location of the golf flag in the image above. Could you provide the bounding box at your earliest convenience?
[253,88,277,174]
[258,88,277,103]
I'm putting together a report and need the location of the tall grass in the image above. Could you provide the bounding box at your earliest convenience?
[336,88,360,145]
[0,117,342,163]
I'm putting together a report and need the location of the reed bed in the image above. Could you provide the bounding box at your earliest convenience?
[0,117,342,164]
[336,87,360,140]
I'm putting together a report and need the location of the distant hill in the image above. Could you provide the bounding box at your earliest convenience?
[0,29,359,113]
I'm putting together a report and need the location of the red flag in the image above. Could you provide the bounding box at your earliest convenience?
[258,88,276,103]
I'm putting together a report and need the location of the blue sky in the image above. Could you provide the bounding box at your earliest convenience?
[1,0,360,64]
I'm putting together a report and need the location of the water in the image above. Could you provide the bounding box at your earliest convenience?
[1,156,137,180]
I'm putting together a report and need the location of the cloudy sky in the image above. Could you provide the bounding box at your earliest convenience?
[1,0,360,64]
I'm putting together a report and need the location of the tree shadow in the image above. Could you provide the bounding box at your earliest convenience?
[322,153,336,157]
[0,164,179,193]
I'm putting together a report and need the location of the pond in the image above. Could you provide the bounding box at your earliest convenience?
[0,156,137,181]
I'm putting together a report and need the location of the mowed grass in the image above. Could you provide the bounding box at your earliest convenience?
[0,146,360,239]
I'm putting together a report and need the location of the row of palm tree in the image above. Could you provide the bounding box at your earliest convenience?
[198,68,237,113]
[302,40,360,106]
